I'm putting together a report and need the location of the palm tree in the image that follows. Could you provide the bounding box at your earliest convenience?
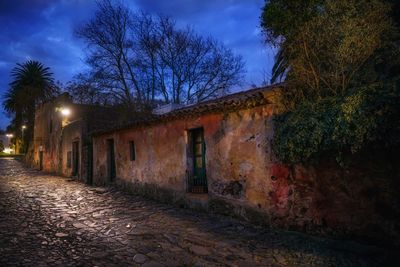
[270,47,289,84]
[3,60,57,152]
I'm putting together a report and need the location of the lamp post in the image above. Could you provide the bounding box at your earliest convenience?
[60,107,71,127]
[21,125,27,154]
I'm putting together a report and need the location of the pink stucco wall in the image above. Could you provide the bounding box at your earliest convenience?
[92,98,400,244]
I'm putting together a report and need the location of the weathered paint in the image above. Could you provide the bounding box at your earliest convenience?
[92,97,400,244]
[30,95,68,174]
[93,104,277,215]
[60,120,83,178]
[28,93,115,184]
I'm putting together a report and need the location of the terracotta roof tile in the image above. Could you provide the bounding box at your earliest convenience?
[91,85,281,136]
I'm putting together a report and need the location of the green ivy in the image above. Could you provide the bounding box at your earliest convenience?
[273,80,400,164]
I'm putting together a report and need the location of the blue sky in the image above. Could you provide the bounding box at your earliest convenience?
[0,0,275,130]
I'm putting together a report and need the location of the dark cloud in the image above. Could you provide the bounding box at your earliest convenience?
[0,0,273,129]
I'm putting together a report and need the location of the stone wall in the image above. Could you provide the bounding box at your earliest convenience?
[268,153,399,245]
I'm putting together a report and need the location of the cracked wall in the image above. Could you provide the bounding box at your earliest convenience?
[91,99,399,244]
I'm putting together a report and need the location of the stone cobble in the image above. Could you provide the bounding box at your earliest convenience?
[0,158,395,266]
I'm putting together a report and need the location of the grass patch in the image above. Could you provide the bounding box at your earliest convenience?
[0,152,24,158]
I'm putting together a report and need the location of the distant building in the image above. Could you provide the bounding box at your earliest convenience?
[27,93,118,183]
[0,135,13,154]
[153,103,184,115]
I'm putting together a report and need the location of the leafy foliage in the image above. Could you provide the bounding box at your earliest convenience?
[273,80,400,164]
[261,0,400,164]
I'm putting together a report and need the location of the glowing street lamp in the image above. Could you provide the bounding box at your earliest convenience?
[21,125,27,154]
[61,107,71,117]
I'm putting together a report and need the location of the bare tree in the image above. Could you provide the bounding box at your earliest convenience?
[76,0,141,106]
[76,1,245,108]
[148,16,244,104]
[65,73,117,105]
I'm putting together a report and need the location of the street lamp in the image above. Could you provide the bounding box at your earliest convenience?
[61,107,71,116]
[59,107,72,128]
[21,125,27,154]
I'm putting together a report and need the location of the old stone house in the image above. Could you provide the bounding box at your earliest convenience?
[28,93,117,184]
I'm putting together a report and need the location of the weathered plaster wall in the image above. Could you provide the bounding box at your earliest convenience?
[93,104,274,206]
[29,95,90,181]
[60,120,83,178]
[266,155,400,244]
[93,101,400,245]
[32,101,64,173]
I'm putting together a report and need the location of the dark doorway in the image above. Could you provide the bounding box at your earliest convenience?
[86,142,93,185]
[188,128,207,193]
[39,151,43,170]
[107,139,116,182]
[72,141,79,177]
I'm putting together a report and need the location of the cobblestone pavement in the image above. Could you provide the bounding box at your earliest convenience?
[0,158,395,267]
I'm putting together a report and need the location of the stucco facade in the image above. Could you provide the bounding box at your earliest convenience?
[92,87,400,244]
[29,93,70,174]
[28,93,117,184]
[28,87,399,245]
[92,87,280,216]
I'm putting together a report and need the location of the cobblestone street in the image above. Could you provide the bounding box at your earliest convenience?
[0,158,394,266]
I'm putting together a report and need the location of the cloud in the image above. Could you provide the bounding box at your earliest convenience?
[0,0,274,129]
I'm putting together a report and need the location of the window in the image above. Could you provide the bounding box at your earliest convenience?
[129,141,135,161]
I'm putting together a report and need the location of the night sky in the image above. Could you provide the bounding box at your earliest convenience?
[0,0,275,130]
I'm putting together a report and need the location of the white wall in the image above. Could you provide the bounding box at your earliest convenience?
[0,135,13,153]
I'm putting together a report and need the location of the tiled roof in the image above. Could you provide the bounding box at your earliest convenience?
[91,85,281,136]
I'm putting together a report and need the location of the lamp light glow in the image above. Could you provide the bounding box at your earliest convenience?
[61,108,71,116]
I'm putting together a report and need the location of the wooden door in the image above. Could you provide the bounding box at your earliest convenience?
[72,141,79,177]
[39,151,43,170]
[189,128,207,193]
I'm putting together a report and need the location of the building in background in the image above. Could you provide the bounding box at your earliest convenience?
[0,134,13,154]
[27,93,118,184]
